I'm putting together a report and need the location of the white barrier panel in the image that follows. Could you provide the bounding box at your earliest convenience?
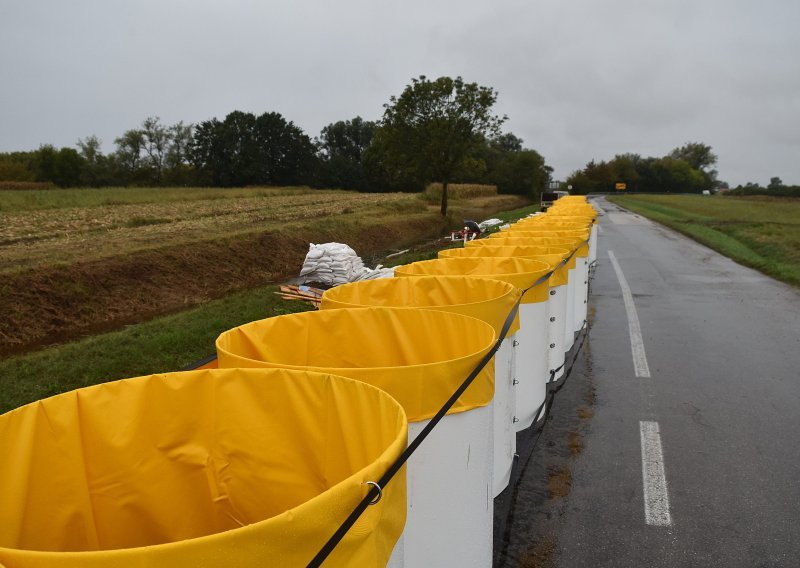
[514,302,548,430]
[547,284,568,381]
[216,307,497,568]
[564,267,576,351]
[389,404,493,568]
[325,276,520,500]
[589,224,598,265]
[573,257,589,332]
[493,335,517,496]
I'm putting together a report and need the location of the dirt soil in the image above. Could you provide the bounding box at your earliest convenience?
[1,196,527,356]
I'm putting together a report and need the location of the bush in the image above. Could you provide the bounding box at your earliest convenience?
[726,186,800,198]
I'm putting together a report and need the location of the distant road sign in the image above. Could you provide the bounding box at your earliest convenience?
[616,182,627,190]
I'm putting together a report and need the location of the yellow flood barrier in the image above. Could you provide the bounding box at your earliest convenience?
[320,276,520,498]
[0,368,407,567]
[394,257,551,431]
[468,236,587,349]
[216,307,497,568]
[528,213,599,264]
[438,246,571,381]
[492,231,590,334]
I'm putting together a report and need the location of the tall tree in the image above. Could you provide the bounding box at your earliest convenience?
[166,122,193,169]
[490,132,524,153]
[253,111,317,186]
[318,117,377,162]
[30,145,85,187]
[477,132,551,196]
[317,117,377,190]
[190,111,316,187]
[669,142,717,172]
[77,135,111,187]
[141,116,170,183]
[609,154,641,191]
[114,128,146,181]
[379,75,506,215]
[669,142,718,190]
[190,118,226,185]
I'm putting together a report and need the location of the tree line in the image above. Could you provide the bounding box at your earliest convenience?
[565,142,721,194]
[726,177,800,197]
[0,76,552,215]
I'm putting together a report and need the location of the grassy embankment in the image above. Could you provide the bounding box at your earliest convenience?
[0,191,535,413]
[609,194,800,286]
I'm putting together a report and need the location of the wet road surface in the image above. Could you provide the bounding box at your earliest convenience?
[495,197,800,567]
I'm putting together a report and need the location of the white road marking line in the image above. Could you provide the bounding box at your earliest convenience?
[640,421,672,526]
[607,250,651,378]
[597,224,604,234]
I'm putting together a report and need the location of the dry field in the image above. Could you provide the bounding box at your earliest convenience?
[0,186,528,354]
[1,190,425,274]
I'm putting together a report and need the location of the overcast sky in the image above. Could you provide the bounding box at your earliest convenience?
[1,0,798,186]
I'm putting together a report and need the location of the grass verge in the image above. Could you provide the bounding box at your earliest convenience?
[609,194,800,287]
[0,285,313,413]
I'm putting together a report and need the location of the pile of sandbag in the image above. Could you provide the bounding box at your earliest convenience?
[478,218,504,230]
[299,243,394,286]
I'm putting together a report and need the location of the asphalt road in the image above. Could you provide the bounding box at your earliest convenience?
[495,197,800,567]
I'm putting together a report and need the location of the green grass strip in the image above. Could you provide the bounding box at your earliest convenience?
[0,285,312,413]
[610,195,800,287]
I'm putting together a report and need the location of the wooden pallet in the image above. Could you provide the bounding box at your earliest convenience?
[275,284,324,308]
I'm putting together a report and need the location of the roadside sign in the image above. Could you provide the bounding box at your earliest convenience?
[615,182,627,191]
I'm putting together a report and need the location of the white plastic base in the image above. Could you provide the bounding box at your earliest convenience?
[388,404,493,568]
[573,258,588,333]
[564,268,576,351]
[492,336,516,497]
[547,285,568,381]
[513,302,548,431]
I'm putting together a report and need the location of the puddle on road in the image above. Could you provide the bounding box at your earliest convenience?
[518,534,557,568]
[547,466,573,500]
[567,431,583,457]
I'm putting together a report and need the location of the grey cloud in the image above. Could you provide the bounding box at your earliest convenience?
[1,0,798,186]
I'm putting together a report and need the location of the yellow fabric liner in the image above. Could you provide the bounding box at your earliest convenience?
[487,232,590,258]
[217,307,496,423]
[501,227,590,239]
[507,221,592,231]
[438,246,571,287]
[547,206,597,216]
[393,257,550,304]
[538,214,596,223]
[466,237,584,266]
[320,275,521,337]
[0,368,407,567]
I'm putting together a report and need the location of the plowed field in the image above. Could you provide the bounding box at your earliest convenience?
[0,186,528,354]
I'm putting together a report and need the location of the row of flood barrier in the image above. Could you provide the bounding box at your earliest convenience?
[0,197,598,566]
